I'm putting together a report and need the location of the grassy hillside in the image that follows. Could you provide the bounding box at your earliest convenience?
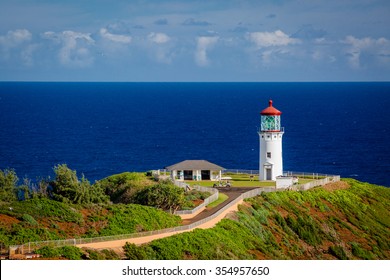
[124,179,390,260]
[0,198,181,246]
[95,172,155,203]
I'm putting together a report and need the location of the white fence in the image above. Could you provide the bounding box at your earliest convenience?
[224,169,259,175]
[295,175,340,191]
[14,174,339,254]
[174,181,219,215]
[223,169,337,179]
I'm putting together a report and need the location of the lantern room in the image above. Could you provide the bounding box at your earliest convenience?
[260,100,282,132]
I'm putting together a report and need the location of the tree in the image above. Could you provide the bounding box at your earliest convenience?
[50,164,108,204]
[133,181,185,213]
[50,164,79,203]
[0,169,18,202]
[32,179,50,199]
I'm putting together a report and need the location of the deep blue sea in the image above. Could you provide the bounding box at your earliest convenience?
[0,82,389,187]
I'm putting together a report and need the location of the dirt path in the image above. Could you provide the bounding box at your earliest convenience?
[77,187,257,252]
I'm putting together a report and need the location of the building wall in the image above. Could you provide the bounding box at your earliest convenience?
[259,131,284,180]
[170,169,222,181]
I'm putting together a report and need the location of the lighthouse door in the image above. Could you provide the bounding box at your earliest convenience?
[266,168,272,180]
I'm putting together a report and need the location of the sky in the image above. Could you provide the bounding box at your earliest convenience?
[0,0,389,82]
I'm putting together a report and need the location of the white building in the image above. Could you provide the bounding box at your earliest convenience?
[258,100,284,181]
[166,160,224,181]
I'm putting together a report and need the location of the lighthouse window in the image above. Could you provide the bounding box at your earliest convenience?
[267,152,271,158]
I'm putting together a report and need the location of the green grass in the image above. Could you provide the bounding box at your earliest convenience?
[123,179,390,260]
[0,198,181,245]
[207,193,229,208]
[36,246,121,260]
[298,179,314,184]
[185,179,275,187]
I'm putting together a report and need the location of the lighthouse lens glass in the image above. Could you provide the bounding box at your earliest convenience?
[261,116,280,131]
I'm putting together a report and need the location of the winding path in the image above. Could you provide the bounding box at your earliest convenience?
[76,187,257,252]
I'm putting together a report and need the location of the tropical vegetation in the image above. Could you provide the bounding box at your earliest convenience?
[123,179,390,260]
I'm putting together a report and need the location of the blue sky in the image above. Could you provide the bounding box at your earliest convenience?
[0,0,389,81]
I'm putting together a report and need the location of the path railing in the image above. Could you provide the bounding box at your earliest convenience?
[223,169,337,179]
[13,174,339,254]
[223,169,259,175]
[173,181,219,215]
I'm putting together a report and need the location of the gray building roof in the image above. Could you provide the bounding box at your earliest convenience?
[165,160,225,171]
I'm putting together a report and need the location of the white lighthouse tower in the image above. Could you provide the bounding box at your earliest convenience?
[259,100,284,181]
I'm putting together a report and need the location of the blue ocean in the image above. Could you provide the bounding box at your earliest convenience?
[0,82,389,187]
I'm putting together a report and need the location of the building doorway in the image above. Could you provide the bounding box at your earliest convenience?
[266,168,272,180]
[201,170,210,180]
[184,170,193,180]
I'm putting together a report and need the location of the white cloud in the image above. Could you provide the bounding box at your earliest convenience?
[247,30,300,48]
[0,29,34,64]
[246,30,300,65]
[43,30,95,67]
[0,29,32,48]
[146,33,173,64]
[100,28,132,44]
[343,35,390,69]
[148,32,170,44]
[195,36,218,66]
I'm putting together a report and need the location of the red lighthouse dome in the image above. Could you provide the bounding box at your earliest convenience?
[260,100,282,116]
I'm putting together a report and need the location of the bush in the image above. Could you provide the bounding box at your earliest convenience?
[0,169,18,202]
[98,204,181,236]
[350,242,374,259]
[123,242,149,260]
[21,214,38,226]
[36,246,60,258]
[59,246,83,260]
[50,164,109,204]
[328,245,349,260]
[96,172,153,203]
[3,198,83,223]
[285,215,323,246]
[133,182,185,213]
[36,246,83,259]
[100,249,121,260]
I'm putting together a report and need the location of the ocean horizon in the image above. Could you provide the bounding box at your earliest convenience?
[0,82,389,187]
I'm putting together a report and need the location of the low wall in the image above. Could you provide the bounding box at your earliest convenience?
[174,181,219,216]
[294,175,340,191]
[177,205,205,219]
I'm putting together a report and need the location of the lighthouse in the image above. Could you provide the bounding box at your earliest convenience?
[259,100,284,181]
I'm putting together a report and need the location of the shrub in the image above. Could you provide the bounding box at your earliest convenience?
[133,182,185,213]
[50,164,109,204]
[100,249,121,260]
[36,246,83,259]
[59,246,83,260]
[21,214,38,226]
[123,242,149,260]
[36,246,60,258]
[4,198,83,223]
[98,204,181,236]
[0,169,18,202]
[96,172,153,203]
[285,215,323,246]
[350,242,374,260]
[328,245,349,260]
